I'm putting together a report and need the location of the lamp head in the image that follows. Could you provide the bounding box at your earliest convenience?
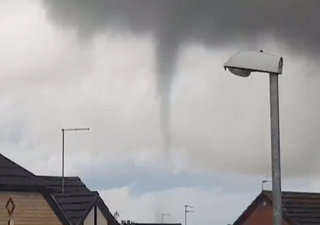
[224,50,283,77]
[225,67,251,77]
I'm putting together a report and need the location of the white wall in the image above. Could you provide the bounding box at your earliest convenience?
[84,208,94,225]
[97,207,108,225]
[84,206,108,225]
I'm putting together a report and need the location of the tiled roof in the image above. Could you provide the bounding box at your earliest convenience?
[40,176,91,193]
[0,154,88,193]
[121,223,182,225]
[234,190,320,225]
[264,190,320,225]
[0,154,45,190]
[0,153,119,225]
[51,192,98,225]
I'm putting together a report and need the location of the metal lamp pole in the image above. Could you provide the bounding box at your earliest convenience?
[62,128,89,193]
[224,51,284,225]
[269,73,282,225]
[184,205,194,225]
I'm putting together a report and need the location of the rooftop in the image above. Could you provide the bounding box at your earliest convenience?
[0,153,119,225]
[234,190,320,225]
[265,190,320,225]
[0,154,45,191]
[40,175,91,193]
[51,192,99,225]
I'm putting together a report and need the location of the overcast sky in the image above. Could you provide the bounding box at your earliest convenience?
[2,0,320,224]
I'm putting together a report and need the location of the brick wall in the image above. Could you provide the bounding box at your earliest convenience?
[243,200,288,225]
[0,192,62,225]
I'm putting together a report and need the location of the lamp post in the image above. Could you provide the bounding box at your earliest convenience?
[62,128,89,193]
[161,213,170,223]
[262,180,272,191]
[224,50,283,225]
[184,205,194,225]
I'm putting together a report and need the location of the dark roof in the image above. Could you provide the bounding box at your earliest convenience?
[265,191,320,225]
[121,223,182,225]
[51,192,99,225]
[0,153,119,225]
[48,192,120,225]
[0,154,45,191]
[234,190,320,225]
[134,224,182,225]
[39,176,91,193]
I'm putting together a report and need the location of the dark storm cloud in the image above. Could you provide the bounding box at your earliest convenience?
[43,0,320,55]
[42,0,320,173]
[43,0,320,151]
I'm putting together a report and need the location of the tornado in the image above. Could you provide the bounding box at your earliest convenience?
[155,33,179,153]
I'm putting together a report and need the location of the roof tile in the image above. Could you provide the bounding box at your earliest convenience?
[0,154,45,190]
[264,191,320,225]
[0,153,119,225]
[51,192,98,225]
[39,176,90,193]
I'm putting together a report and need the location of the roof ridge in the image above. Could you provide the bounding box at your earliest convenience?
[0,153,46,190]
[96,195,120,225]
[0,153,37,177]
[234,191,299,225]
[39,175,90,193]
[262,190,320,195]
[53,192,97,197]
[233,192,266,225]
[39,175,81,179]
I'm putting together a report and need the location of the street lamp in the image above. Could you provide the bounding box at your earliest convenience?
[61,128,90,193]
[224,50,283,225]
[184,205,194,225]
[161,213,170,223]
[262,180,272,191]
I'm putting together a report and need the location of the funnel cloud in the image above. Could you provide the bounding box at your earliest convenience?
[41,0,320,174]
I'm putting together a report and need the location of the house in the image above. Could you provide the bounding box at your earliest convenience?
[130,223,182,225]
[121,222,182,225]
[0,153,119,225]
[233,190,320,225]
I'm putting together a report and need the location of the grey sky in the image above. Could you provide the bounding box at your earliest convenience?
[42,0,320,156]
[79,161,312,195]
[0,2,318,176]
[38,0,320,177]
